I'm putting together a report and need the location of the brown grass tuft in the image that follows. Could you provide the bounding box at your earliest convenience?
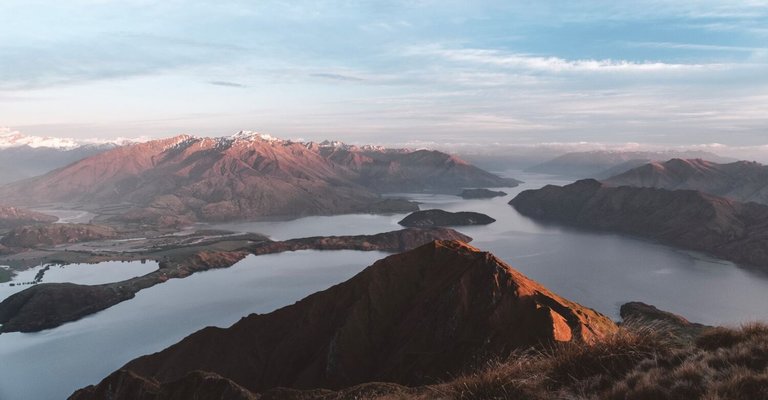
[409,322,768,400]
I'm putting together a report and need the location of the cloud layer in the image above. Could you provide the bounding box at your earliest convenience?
[0,0,766,148]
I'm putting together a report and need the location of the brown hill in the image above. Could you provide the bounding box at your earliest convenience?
[605,158,768,205]
[71,322,768,400]
[70,240,616,399]
[1,223,117,248]
[0,205,57,229]
[0,134,515,223]
[510,179,768,269]
[316,145,521,193]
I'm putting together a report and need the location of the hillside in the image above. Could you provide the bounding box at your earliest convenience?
[0,206,57,230]
[0,133,517,223]
[510,179,768,269]
[70,240,616,398]
[605,158,768,205]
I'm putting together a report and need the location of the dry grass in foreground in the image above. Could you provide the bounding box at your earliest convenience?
[263,322,768,400]
[403,322,768,400]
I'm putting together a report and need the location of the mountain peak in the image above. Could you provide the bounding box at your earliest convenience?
[230,130,281,142]
[71,240,616,397]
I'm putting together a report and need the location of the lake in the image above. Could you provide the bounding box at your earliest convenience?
[0,250,388,400]
[2,171,768,399]
[213,171,768,326]
[0,260,159,302]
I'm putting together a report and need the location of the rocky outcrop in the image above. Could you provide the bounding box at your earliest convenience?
[398,209,495,227]
[620,302,709,340]
[0,223,117,248]
[510,179,768,269]
[0,228,470,333]
[0,134,514,223]
[0,205,57,229]
[458,188,507,199]
[70,241,616,399]
[605,158,768,205]
[69,370,258,400]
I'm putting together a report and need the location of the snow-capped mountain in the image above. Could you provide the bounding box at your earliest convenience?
[0,129,139,184]
[0,129,134,150]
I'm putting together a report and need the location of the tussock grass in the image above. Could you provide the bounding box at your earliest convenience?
[419,322,768,400]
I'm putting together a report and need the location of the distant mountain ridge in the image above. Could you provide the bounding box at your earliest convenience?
[604,158,768,205]
[0,131,135,184]
[0,132,518,223]
[0,131,135,150]
[525,150,734,179]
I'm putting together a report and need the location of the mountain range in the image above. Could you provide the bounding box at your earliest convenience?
[605,158,768,206]
[0,132,518,224]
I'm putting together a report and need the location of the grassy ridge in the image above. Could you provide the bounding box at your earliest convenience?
[422,323,768,400]
[308,323,768,399]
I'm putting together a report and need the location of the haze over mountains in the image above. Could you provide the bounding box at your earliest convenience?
[525,150,735,179]
[0,132,127,184]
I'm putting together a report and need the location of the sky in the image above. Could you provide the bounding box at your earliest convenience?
[1,0,767,150]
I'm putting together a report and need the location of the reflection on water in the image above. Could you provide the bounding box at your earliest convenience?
[2,171,768,399]
[209,171,768,326]
[0,250,387,400]
[212,213,406,240]
[0,260,159,301]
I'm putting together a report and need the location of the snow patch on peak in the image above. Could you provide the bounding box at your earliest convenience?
[163,135,199,151]
[312,139,390,152]
[231,130,280,142]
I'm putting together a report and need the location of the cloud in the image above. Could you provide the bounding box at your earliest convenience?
[0,33,244,90]
[408,44,729,73]
[208,80,247,88]
[309,73,366,82]
[626,41,768,53]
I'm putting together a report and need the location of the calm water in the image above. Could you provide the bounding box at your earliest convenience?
[0,250,387,400]
[213,171,768,326]
[2,171,768,399]
[0,260,159,301]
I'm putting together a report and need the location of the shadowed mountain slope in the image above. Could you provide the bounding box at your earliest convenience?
[70,240,615,399]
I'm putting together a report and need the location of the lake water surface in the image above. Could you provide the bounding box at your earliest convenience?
[0,260,159,301]
[2,171,768,399]
[213,171,768,326]
[0,250,387,400]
